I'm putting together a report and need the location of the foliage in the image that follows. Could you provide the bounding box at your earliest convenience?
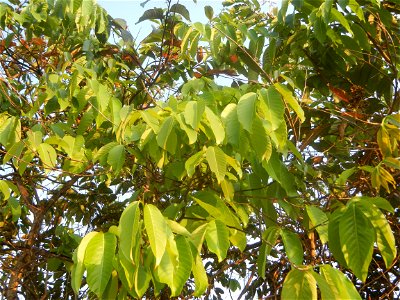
[0,0,399,299]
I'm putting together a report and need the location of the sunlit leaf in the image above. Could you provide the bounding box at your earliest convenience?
[84,232,117,297]
[144,204,169,267]
[119,202,141,261]
[237,92,257,133]
[281,229,303,265]
[206,146,226,183]
[282,269,317,300]
[205,219,230,262]
[319,265,361,300]
[339,203,374,281]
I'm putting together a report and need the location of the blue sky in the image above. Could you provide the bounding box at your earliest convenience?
[98,0,223,42]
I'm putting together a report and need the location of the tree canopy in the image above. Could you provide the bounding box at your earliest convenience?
[0,0,399,299]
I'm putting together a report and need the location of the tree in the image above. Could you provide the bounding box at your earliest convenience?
[0,0,398,298]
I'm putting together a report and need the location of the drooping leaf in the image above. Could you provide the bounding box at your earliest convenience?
[119,201,141,261]
[170,236,193,296]
[206,146,226,183]
[237,92,257,133]
[354,199,397,267]
[262,150,297,196]
[204,107,225,145]
[170,3,190,21]
[144,204,169,267]
[250,117,272,162]
[339,203,374,281]
[156,116,177,153]
[134,263,151,297]
[306,206,329,244]
[136,8,164,24]
[257,226,280,278]
[102,270,119,300]
[185,149,205,177]
[204,5,213,20]
[282,269,317,300]
[205,219,230,262]
[281,229,303,265]
[37,143,57,171]
[319,265,361,300]
[274,83,305,122]
[84,232,117,297]
[192,190,241,228]
[328,208,348,267]
[184,100,205,130]
[192,249,208,296]
[258,87,284,130]
[71,232,99,293]
[221,103,240,146]
[107,144,125,174]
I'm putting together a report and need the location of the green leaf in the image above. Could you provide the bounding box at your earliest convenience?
[37,143,57,171]
[221,103,240,146]
[134,263,151,297]
[144,204,169,267]
[354,200,397,267]
[107,144,125,174]
[355,196,394,213]
[103,270,119,300]
[205,219,230,262]
[175,113,197,144]
[229,229,247,251]
[0,116,20,148]
[192,250,208,296]
[72,232,99,294]
[237,92,257,133]
[140,110,160,133]
[3,140,24,165]
[262,151,297,196]
[204,107,225,145]
[281,229,303,265]
[336,167,356,186]
[84,232,117,297]
[339,203,374,281]
[184,100,205,130]
[257,226,280,278]
[328,208,348,267]
[136,8,164,24]
[156,116,177,154]
[192,191,241,228]
[170,3,190,21]
[206,146,226,183]
[319,265,361,300]
[204,5,213,20]
[185,150,205,177]
[250,117,272,162]
[171,236,193,296]
[311,271,337,300]
[282,269,317,300]
[8,197,21,222]
[94,142,119,164]
[258,87,284,130]
[331,8,353,35]
[119,201,141,261]
[274,83,305,122]
[306,206,329,244]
